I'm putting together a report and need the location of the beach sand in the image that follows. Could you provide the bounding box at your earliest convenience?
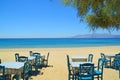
[0,46,120,80]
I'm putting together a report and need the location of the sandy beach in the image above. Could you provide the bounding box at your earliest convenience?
[0,46,120,80]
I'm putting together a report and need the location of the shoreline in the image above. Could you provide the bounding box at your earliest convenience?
[0,45,120,49]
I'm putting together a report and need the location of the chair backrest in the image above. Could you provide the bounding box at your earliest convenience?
[100,53,106,59]
[0,65,5,80]
[18,56,28,62]
[35,55,41,65]
[97,58,105,73]
[46,52,50,65]
[0,59,1,64]
[15,53,19,62]
[88,54,93,62]
[33,52,41,56]
[23,61,30,79]
[66,55,71,74]
[33,54,41,71]
[116,54,120,60]
[29,51,33,56]
[79,63,94,80]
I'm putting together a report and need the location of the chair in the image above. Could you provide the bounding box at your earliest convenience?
[18,56,28,62]
[0,65,5,80]
[22,61,30,80]
[12,56,29,80]
[12,61,30,80]
[0,59,1,64]
[33,52,41,56]
[32,53,42,69]
[100,53,110,68]
[112,54,120,69]
[78,63,94,80]
[33,55,41,71]
[118,59,120,79]
[88,54,93,62]
[15,53,19,62]
[112,54,120,78]
[94,58,105,80]
[66,55,74,80]
[29,51,33,56]
[0,60,11,80]
[43,52,50,67]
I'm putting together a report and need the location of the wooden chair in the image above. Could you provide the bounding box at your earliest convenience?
[29,51,33,56]
[32,55,41,71]
[43,52,50,67]
[118,59,120,79]
[66,55,77,80]
[100,53,110,68]
[88,54,93,62]
[12,61,30,80]
[15,53,19,62]
[0,59,1,64]
[22,61,30,80]
[18,56,28,62]
[78,63,94,80]
[0,60,11,80]
[33,52,41,56]
[94,58,105,80]
[0,65,5,80]
[112,54,120,69]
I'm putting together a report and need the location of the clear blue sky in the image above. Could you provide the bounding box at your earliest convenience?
[0,0,120,38]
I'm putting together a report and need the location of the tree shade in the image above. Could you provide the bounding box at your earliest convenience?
[63,0,120,31]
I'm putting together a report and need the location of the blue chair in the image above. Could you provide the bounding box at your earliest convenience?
[18,56,28,62]
[43,52,50,67]
[66,55,77,80]
[0,65,5,80]
[112,54,120,69]
[0,60,11,80]
[94,58,105,80]
[118,59,120,79]
[111,54,120,79]
[12,61,30,80]
[0,59,1,64]
[33,52,41,56]
[100,53,110,68]
[88,54,93,62]
[22,61,30,80]
[78,63,94,80]
[15,53,19,62]
[29,51,33,56]
[32,55,41,71]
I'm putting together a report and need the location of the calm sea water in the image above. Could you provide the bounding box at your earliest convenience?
[0,38,120,48]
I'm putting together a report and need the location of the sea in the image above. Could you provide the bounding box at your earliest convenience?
[0,38,120,48]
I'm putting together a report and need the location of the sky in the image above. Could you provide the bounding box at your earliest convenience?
[0,0,120,38]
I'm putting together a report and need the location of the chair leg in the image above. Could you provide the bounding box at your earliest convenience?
[98,75,99,80]
[68,75,70,80]
[101,74,103,80]
[72,75,74,80]
[119,69,120,79]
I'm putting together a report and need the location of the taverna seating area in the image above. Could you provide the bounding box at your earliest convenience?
[66,52,120,80]
[0,48,120,80]
[0,51,50,80]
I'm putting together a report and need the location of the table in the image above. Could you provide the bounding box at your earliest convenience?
[105,54,116,67]
[71,56,87,62]
[71,62,92,68]
[0,62,24,80]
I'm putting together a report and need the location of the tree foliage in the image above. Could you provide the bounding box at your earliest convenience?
[63,0,120,31]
